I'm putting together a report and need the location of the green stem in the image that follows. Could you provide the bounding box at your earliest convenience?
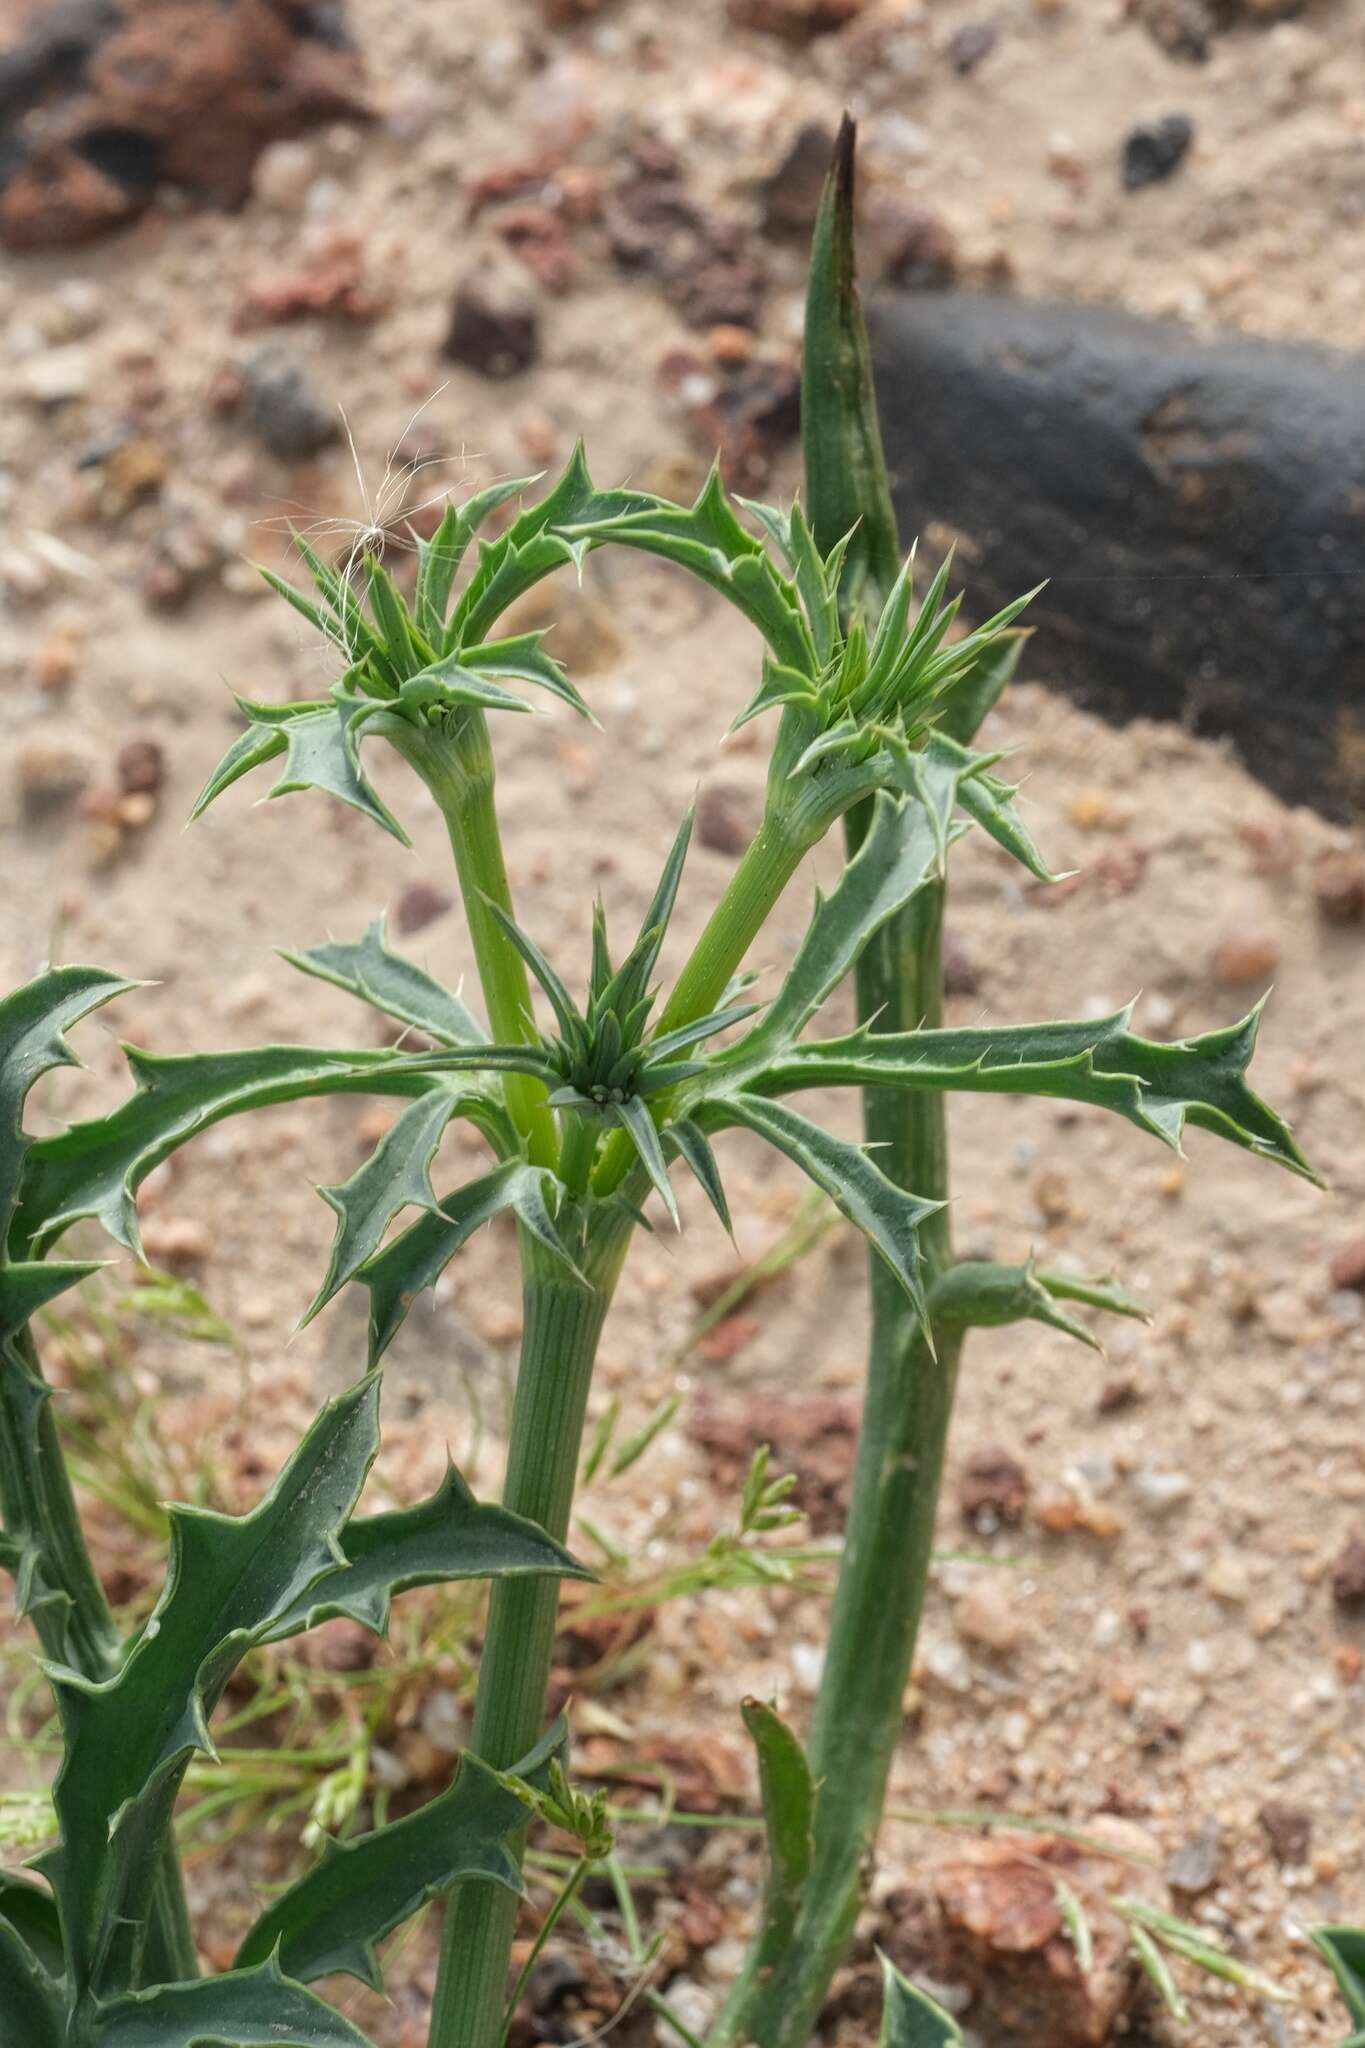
[592,816,807,1198]
[714,863,958,2048]
[389,714,557,1168]
[0,1330,198,1986]
[428,1216,631,2048]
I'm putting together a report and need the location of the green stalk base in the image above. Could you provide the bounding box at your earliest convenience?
[428,1219,629,2048]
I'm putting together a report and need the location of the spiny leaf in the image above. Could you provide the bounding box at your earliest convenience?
[415,480,534,637]
[358,1162,576,1364]
[0,965,139,1235]
[39,1378,382,1999]
[742,1003,1317,1182]
[742,1699,814,1968]
[89,1956,377,2047]
[878,1952,965,2047]
[801,113,900,621]
[612,1093,679,1227]
[15,1043,479,1261]
[562,463,816,675]
[0,1259,103,1344]
[732,790,954,1063]
[234,1751,535,1989]
[695,1094,940,1339]
[667,1120,733,1236]
[451,445,659,647]
[927,1261,1148,1351]
[191,693,409,843]
[261,1464,591,1645]
[279,917,487,1050]
[301,1091,454,1326]
[933,627,1030,747]
[458,631,592,720]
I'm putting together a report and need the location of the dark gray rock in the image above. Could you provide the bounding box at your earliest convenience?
[241,347,340,459]
[869,292,1365,817]
[1122,113,1194,190]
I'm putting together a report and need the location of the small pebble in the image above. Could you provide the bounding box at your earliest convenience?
[1133,1467,1193,1516]
[1122,114,1194,192]
[1167,1816,1221,1895]
[954,1574,1024,1655]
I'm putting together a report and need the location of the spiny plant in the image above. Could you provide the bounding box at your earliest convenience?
[0,115,1326,2048]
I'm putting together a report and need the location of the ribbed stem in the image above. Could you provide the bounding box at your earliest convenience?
[714,860,958,2048]
[0,1330,198,1985]
[428,1217,630,2048]
[389,715,557,1168]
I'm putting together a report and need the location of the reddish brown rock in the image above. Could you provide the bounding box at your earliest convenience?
[1329,1238,1365,1293]
[934,1822,1162,2046]
[1258,1801,1312,1868]
[607,158,766,330]
[1331,1533,1365,1610]
[1314,848,1365,925]
[237,233,384,329]
[0,0,370,249]
[727,0,867,34]
[959,1446,1030,1530]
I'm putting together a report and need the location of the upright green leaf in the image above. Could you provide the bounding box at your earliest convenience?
[261,1464,591,1645]
[279,917,486,1049]
[90,1958,377,2048]
[0,1871,63,1977]
[696,1095,941,1338]
[933,629,1029,748]
[39,1378,382,1998]
[234,1751,531,1989]
[743,1700,814,1964]
[878,1953,964,2047]
[801,113,900,619]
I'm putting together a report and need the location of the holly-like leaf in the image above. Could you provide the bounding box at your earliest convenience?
[191,693,409,845]
[891,730,1058,884]
[89,1957,377,2048]
[233,1750,534,1990]
[0,966,138,1237]
[451,445,661,648]
[878,1952,964,2047]
[743,1003,1316,1182]
[742,1699,814,1970]
[414,480,533,639]
[279,917,486,1050]
[358,1162,577,1364]
[561,464,817,675]
[261,1465,591,1645]
[302,1091,454,1326]
[695,1094,941,1338]
[732,791,955,1065]
[39,1378,382,1999]
[1313,1927,1365,2039]
[928,1261,1147,1352]
[15,1044,479,1262]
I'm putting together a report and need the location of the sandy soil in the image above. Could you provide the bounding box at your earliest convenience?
[2,1,1364,2042]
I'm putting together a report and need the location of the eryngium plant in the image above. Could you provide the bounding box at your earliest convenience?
[0,120,1319,2048]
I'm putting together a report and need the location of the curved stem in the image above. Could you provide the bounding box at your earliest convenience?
[428,1215,631,2048]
